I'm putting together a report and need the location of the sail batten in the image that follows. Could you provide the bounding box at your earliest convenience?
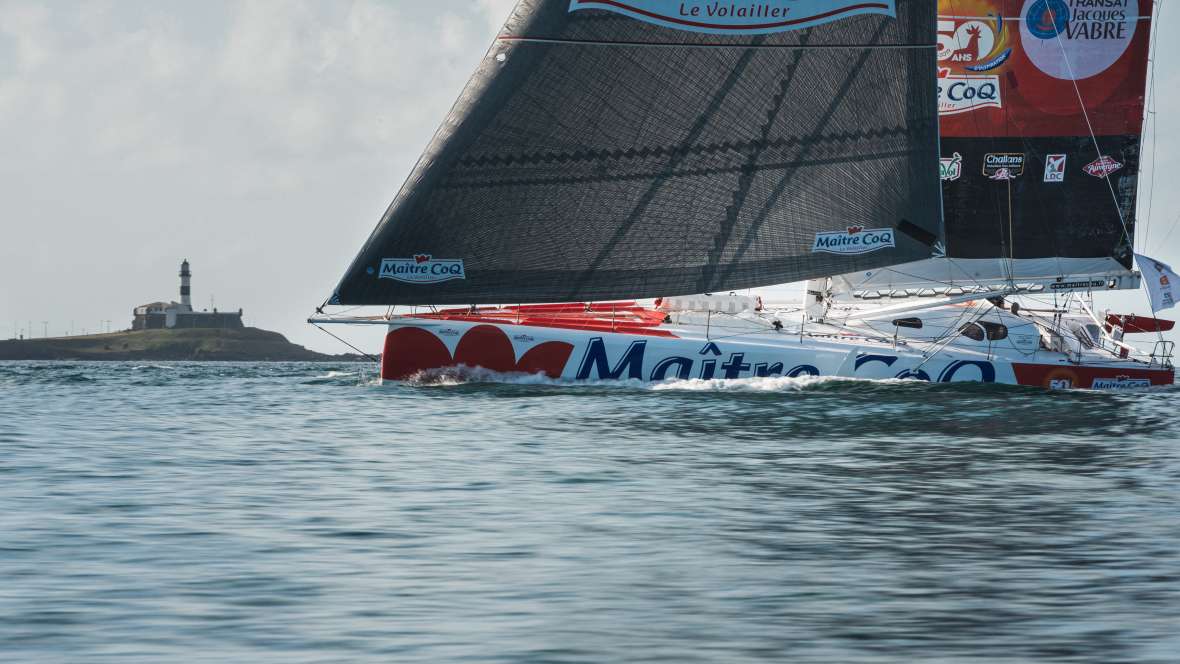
[330,0,941,306]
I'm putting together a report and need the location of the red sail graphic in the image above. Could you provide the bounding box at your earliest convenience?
[937,0,1150,138]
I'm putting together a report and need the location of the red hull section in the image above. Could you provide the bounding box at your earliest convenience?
[382,325,574,381]
[1012,363,1174,390]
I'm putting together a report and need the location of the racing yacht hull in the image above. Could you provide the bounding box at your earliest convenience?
[379,302,1174,390]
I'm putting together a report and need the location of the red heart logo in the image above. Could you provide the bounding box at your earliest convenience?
[382,325,574,380]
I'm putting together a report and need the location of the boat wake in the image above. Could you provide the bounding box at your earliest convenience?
[393,365,1179,394]
[647,374,918,392]
[399,365,944,393]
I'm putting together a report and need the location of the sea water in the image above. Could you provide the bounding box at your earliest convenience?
[2,361,1179,663]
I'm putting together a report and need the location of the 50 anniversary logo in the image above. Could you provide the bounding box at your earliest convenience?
[936,0,1011,115]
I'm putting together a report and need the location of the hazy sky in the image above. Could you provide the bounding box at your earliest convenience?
[2,0,1178,353]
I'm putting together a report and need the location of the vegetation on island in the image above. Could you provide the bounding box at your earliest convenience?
[0,327,365,362]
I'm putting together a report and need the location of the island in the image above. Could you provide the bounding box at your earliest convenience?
[0,327,366,362]
[2,259,368,362]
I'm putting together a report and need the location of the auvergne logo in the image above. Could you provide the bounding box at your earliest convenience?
[567,1,896,35]
[812,226,895,255]
[379,255,466,284]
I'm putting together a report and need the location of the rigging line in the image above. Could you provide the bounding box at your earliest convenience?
[324,305,370,317]
[311,323,380,363]
[841,259,1007,296]
[909,302,990,373]
[1157,210,1180,247]
[938,14,1153,21]
[1046,6,1131,245]
[495,36,937,50]
[1046,4,1161,335]
[1006,177,1017,286]
[1142,0,1163,250]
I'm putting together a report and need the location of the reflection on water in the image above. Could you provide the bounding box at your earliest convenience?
[1,362,1178,663]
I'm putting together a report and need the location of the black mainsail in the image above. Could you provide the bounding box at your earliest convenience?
[329,0,941,306]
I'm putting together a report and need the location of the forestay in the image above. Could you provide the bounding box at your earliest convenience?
[329,0,942,306]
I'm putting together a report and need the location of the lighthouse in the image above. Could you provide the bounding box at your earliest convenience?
[131,260,244,330]
[179,259,192,309]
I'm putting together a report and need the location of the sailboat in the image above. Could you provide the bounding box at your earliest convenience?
[312,0,1176,390]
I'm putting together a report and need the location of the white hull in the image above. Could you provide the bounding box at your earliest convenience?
[374,299,1174,390]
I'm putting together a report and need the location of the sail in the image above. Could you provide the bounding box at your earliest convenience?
[841,0,1152,294]
[329,0,941,306]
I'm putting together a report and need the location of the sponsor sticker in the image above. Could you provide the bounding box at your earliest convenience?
[1083,155,1123,178]
[1091,376,1152,390]
[935,13,1009,116]
[566,0,896,34]
[1020,0,1137,81]
[940,152,963,181]
[937,13,1011,72]
[812,226,895,255]
[379,254,466,284]
[937,69,1002,116]
[982,153,1025,180]
[1043,154,1066,182]
[1049,279,1106,291]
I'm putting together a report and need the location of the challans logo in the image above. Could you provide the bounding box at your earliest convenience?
[983,153,1025,180]
[812,226,895,255]
[378,255,466,284]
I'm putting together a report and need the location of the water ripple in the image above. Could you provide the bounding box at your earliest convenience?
[0,361,1177,663]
